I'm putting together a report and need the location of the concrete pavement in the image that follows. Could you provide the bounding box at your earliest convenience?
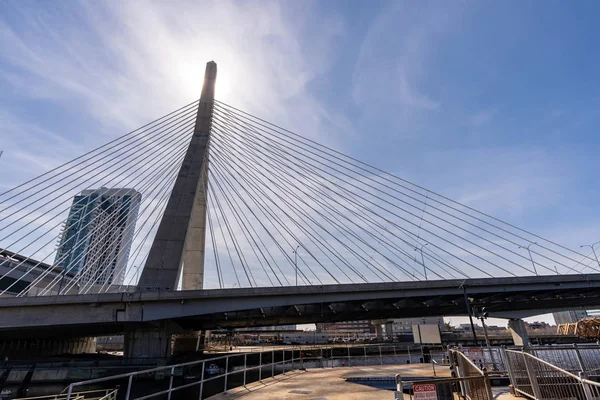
[208,364,446,400]
[207,364,515,400]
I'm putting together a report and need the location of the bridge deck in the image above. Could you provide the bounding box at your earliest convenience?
[0,274,599,339]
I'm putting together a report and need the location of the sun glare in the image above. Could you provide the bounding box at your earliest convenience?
[215,70,231,99]
[178,61,233,100]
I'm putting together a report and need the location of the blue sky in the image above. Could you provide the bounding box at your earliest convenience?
[1,0,600,325]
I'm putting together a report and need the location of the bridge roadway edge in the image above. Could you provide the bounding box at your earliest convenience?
[0,274,599,341]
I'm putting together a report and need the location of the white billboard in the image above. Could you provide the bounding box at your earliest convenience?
[412,323,442,344]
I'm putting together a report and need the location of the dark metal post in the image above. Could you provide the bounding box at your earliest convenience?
[199,361,205,400]
[462,286,479,346]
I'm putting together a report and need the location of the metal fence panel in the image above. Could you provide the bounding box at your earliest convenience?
[505,348,600,400]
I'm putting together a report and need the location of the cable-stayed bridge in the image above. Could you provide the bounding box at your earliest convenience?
[1,61,600,357]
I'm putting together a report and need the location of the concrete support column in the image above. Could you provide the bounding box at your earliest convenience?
[385,321,394,340]
[124,324,172,359]
[508,318,529,346]
[172,332,201,355]
[374,323,384,340]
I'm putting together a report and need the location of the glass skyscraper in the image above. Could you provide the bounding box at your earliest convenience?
[54,187,141,289]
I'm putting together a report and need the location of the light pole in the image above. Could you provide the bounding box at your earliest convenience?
[462,285,479,346]
[580,241,600,270]
[476,307,497,370]
[414,243,428,280]
[293,246,300,286]
[518,242,538,275]
[477,308,491,348]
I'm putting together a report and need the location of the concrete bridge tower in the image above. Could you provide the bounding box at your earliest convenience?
[138,61,216,291]
[126,62,216,358]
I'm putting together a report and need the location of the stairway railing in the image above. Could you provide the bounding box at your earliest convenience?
[505,348,600,399]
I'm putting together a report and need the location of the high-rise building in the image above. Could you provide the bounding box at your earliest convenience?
[552,310,588,325]
[54,187,141,289]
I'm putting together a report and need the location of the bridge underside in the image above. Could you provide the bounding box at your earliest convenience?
[0,274,599,340]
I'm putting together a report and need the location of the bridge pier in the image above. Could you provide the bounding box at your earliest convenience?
[508,318,530,346]
[171,330,210,354]
[124,323,173,359]
[385,321,394,340]
[374,323,383,340]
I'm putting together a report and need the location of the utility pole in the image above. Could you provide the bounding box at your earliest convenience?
[476,306,498,370]
[462,285,479,346]
[478,308,491,348]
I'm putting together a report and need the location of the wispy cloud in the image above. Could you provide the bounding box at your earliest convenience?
[351,2,465,127]
[0,0,349,196]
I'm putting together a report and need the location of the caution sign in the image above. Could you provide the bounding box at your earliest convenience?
[414,384,437,399]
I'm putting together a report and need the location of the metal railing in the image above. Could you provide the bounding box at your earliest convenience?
[204,342,425,356]
[458,344,600,375]
[461,346,507,372]
[450,349,493,399]
[14,389,118,400]
[505,348,600,399]
[393,349,492,400]
[524,344,600,375]
[61,344,419,400]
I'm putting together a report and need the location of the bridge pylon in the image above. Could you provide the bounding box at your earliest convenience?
[125,61,216,359]
[137,61,217,291]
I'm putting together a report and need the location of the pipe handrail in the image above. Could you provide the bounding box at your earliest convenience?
[61,343,419,399]
[449,348,486,376]
[505,348,600,387]
[63,343,410,390]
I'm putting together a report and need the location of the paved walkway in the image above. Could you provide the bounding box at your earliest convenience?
[208,364,446,400]
[208,364,515,400]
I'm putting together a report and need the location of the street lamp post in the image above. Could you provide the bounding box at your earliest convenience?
[477,308,491,348]
[293,246,300,286]
[415,243,428,280]
[476,307,497,370]
[580,241,600,270]
[462,286,479,346]
[518,242,538,275]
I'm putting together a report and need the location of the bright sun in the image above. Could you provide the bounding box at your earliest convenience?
[178,61,234,100]
[215,72,231,99]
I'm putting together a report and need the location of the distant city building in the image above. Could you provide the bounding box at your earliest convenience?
[0,248,77,296]
[389,317,445,334]
[316,320,374,334]
[525,321,552,330]
[237,325,296,332]
[54,187,141,289]
[553,310,588,325]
